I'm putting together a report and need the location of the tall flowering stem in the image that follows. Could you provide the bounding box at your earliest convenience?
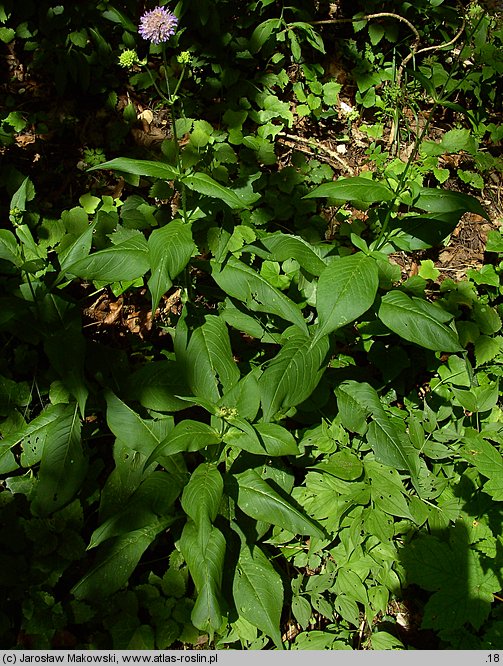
[138,6,187,219]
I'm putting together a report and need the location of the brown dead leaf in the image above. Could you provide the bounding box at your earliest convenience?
[15,134,36,148]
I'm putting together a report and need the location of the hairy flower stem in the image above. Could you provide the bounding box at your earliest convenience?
[142,50,188,222]
[162,47,187,222]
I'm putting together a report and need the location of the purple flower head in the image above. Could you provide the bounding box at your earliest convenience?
[139,6,178,45]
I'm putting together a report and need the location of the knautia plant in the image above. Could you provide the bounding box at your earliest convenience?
[1,0,502,651]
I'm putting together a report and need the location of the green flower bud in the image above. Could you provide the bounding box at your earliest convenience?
[118,49,139,69]
[177,51,191,65]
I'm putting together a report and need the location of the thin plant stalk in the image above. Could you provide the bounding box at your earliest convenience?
[374,9,487,251]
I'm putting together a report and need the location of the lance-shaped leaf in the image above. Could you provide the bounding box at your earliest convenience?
[105,391,173,459]
[175,314,240,403]
[179,521,226,634]
[0,229,21,266]
[65,233,149,282]
[182,172,248,209]
[316,253,378,337]
[57,220,97,275]
[32,403,87,516]
[412,187,489,220]
[44,317,88,417]
[72,523,165,600]
[232,469,324,538]
[259,328,329,421]
[246,232,327,276]
[304,176,394,204]
[211,256,307,333]
[0,403,67,468]
[126,360,190,412]
[88,157,179,180]
[147,220,196,312]
[181,463,223,528]
[224,422,299,456]
[379,290,463,352]
[146,421,221,467]
[233,541,283,649]
[89,472,183,550]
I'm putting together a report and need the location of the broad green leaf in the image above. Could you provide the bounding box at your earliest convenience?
[379,290,463,352]
[333,568,368,605]
[334,385,368,435]
[57,220,96,274]
[219,298,281,343]
[233,541,283,648]
[391,213,462,250]
[10,176,35,212]
[0,404,66,468]
[65,233,149,282]
[413,187,489,220]
[218,369,261,421]
[126,361,190,412]
[102,7,137,32]
[0,445,18,474]
[259,328,330,421]
[370,632,404,650]
[316,253,379,336]
[472,302,501,335]
[181,463,223,527]
[72,524,164,600]
[452,381,499,413]
[175,314,240,402]
[179,521,226,633]
[99,444,154,521]
[89,472,182,549]
[401,530,500,630]
[32,404,87,516]
[304,176,394,204]
[44,317,88,417]
[461,432,503,501]
[105,391,172,459]
[365,461,415,521]
[486,230,503,253]
[336,381,419,477]
[88,157,179,180]
[249,18,280,53]
[211,257,307,333]
[334,595,360,626]
[310,450,363,481]
[182,172,247,209]
[301,472,369,523]
[474,336,501,367]
[233,469,324,538]
[147,220,196,311]
[248,232,327,276]
[224,422,299,456]
[0,230,20,265]
[146,421,221,466]
[255,423,299,456]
